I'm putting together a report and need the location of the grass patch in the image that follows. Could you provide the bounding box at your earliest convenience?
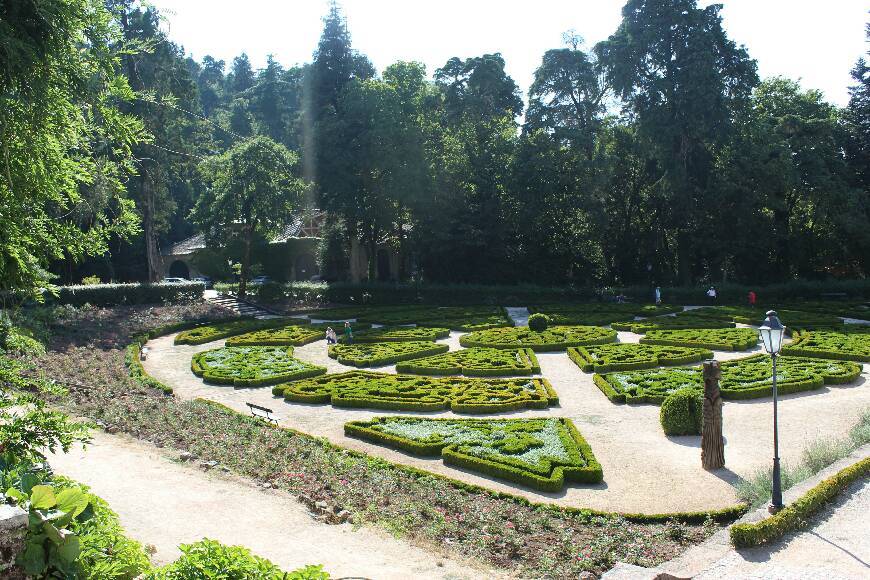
[460,325,617,351]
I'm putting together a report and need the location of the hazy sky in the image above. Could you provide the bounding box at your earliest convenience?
[150,0,867,107]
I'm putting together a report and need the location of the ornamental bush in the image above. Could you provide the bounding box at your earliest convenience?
[395,347,541,376]
[568,343,712,372]
[46,281,204,306]
[191,346,326,386]
[273,370,559,413]
[224,322,371,347]
[327,341,449,367]
[528,313,550,332]
[175,317,301,345]
[641,328,758,351]
[305,305,513,331]
[344,416,602,491]
[611,312,735,333]
[460,325,616,351]
[342,326,450,343]
[660,389,703,435]
[782,328,870,362]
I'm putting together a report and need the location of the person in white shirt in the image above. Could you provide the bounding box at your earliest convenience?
[706,286,717,303]
[654,286,662,305]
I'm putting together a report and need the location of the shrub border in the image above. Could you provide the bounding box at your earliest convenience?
[567,345,713,373]
[781,330,870,363]
[459,326,617,352]
[395,348,541,376]
[328,342,450,368]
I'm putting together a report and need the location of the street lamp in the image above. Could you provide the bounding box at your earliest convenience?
[758,310,786,513]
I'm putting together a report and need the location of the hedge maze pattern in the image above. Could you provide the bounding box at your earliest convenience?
[340,326,450,343]
[460,325,617,351]
[305,305,513,331]
[327,341,449,367]
[640,328,759,351]
[568,343,713,372]
[175,317,302,345]
[395,347,541,376]
[782,328,870,362]
[191,346,326,387]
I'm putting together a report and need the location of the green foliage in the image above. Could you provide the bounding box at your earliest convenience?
[274,370,558,413]
[782,329,870,362]
[461,325,616,351]
[174,318,298,345]
[596,354,861,404]
[45,282,205,307]
[227,324,324,347]
[527,313,550,332]
[308,305,513,331]
[691,306,845,330]
[529,304,682,317]
[569,344,712,372]
[340,326,450,343]
[345,417,601,491]
[659,389,703,436]
[396,347,541,376]
[730,457,870,548]
[611,312,735,333]
[327,341,449,367]
[191,346,326,386]
[640,328,758,351]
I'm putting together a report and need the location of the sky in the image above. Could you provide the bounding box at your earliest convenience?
[149,0,868,107]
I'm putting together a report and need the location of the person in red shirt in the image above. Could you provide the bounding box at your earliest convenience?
[748,290,757,307]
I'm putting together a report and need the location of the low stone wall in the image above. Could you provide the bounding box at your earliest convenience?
[0,503,27,580]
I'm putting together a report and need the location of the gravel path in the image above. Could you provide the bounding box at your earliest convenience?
[143,327,870,514]
[46,431,499,579]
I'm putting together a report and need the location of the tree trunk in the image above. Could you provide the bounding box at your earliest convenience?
[239,226,252,298]
[367,234,377,282]
[702,360,725,470]
[142,171,161,283]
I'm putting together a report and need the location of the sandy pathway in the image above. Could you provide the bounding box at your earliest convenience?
[47,431,499,580]
[143,328,870,514]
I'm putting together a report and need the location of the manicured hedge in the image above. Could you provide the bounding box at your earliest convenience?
[691,306,846,331]
[327,341,449,367]
[45,281,204,306]
[191,346,325,386]
[305,304,513,331]
[175,317,300,345]
[340,326,450,343]
[611,312,735,333]
[568,343,712,372]
[730,457,870,548]
[345,416,602,492]
[460,325,617,352]
[594,354,862,404]
[225,322,371,347]
[529,303,682,317]
[781,328,870,363]
[395,347,541,376]
[641,328,758,351]
[660,389,703,435]
[273,370,559,413]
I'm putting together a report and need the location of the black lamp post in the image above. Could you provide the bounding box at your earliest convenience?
[758,310,786,513]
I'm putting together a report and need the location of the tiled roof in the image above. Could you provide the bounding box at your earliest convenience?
[164,233,207,256]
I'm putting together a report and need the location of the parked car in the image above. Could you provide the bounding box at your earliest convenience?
[192,276,213,288]
[249,275,272,285]
[162,277,187,284]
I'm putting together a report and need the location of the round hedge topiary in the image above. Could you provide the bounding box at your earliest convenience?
[528,313,550,332]
[660,388,703,436]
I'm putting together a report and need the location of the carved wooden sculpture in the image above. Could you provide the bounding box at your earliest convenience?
[702,359,725,470]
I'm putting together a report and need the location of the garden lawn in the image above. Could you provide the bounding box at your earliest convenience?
[395,347,541,376]
[327,341,449,367]
[460,325,616,351]
[345,417,602,491]
[594,354,861,404]
[273,371,558,413]
[641,328,758,351]
[568,344,713,372]
[191,346,326,386]
[782,328,870,363]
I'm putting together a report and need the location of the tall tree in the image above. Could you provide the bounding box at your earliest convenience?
[227,53,256,95]
[192,136,306,298]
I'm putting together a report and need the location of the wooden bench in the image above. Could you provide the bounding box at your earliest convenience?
[246,402,278,425]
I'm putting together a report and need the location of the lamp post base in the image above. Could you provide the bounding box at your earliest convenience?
[767,502,783,515]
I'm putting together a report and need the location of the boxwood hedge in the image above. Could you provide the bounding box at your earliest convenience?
[327,341,449,367]
[459,325,616,352]
[272,370,559,413]
[641,328,759,351]
[781,328,870,363]
[529,303,682,317]
[691,306,846,331]
[191,346,326,386]
[611,312,735,334]
[175,317,301,345]
[340,326,450,343]
[226,322,374,347]
[395,347,541,376]
[345,416,602,492]
[568,343,713,372]
[305,305,513,331]
[594,354,862,404]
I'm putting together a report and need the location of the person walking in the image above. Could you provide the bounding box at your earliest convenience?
[706,286,717,304]
[748,290,757,308]
[654,286,662,305]
[343,321,353,344]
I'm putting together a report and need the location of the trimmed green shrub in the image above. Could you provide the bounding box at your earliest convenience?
[660,389,703,435]
[327,341,449,367]
[730,457,870,548]
[340,326,450,343]
[395,347,541,376]
[782,329,870,362]
[568,343,712,372]
[345,416,602,491]
[529,303,682,317]
[641,328,758,351]
[527,313,550,332]
[595,354,861,404]
[542,311,636,326]
[175,317,301,345]
[305,305,513,331]
[273,370,559,413]
[611,312,735,333]
[191,346,326,386]
[460,325,616,352]
[44,281,204,306]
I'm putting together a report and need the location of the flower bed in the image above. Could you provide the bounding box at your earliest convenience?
[327,341,449,367]
[174,317,301,345]
[191,346,326,386]
[781,328,870,363]
[341,326,450,343]
[225,322,373,346]
[611,313,735,333]
[594,354,862,404]
[345,416,602,491]
[568,344,713,372]
[272,370,559,413]
[460,326,616,351]
[395,347,541,376]
[640,328,758,351]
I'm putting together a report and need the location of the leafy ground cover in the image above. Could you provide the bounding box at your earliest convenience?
[781,328,870,362]
[191,346,326,386]
[460,325,616,351]
[305,305,513,331]
[569,344,713,372]
[345,417,602,491]
[641,328,758,351]
[327,341,449,367]
[272,371,558,413]
[174,317,301,345]
[396,347,541,376]
[595,354,862,403]
[26,304,728,578]
[340,326,450,343]
[611,312,735,333]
